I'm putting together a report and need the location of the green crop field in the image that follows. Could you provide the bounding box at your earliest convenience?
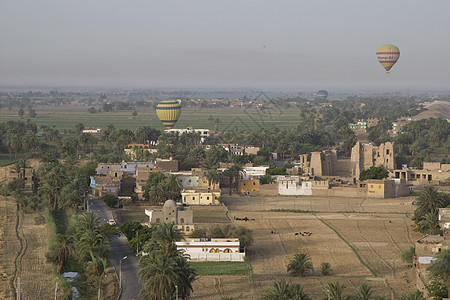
[0,105,302,132]
[190,261,248,275]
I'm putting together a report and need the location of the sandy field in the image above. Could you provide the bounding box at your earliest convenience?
[190,193,421,299]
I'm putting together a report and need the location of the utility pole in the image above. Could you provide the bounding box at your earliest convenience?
[17,277,21,300]
[119,256,128,289]
[136,231,139,255]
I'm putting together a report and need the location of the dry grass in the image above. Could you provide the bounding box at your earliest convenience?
[192,205,230,224]
[189,194,421,299]
[18,210,55,299]
[0,196,18,300]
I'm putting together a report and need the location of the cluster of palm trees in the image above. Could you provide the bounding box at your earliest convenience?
[277,252,434,299]
[262,279,430,299]
[0,120,39,159]
[413,186,450,235]
[46,212,110,296]
[142,172,182,204]
[138,223,197,300]
[38,159,88,211]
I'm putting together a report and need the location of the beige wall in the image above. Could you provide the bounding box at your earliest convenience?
[181,191,221,205]
[238,180,260,193]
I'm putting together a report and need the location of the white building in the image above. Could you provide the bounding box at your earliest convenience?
[165,127,210,143]
[176,238,245,261]
[277,176,313,196]
[82,128,101,134]
[242,166,269,180]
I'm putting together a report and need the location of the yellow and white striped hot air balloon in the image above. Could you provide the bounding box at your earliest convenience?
[156,100,181,130]
[376,44,400,74]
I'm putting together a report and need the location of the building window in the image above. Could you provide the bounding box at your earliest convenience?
[386,149,390,155]
[180,218,184,224]
[156,218,160,223]
[253,182,256,185]
[193,197,195,200]
[207,197,209,200]
[370,185,373,188]
[224,248,232,253]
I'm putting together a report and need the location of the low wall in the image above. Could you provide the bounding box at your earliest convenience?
[311,187,363,197]
[187,253,245,262]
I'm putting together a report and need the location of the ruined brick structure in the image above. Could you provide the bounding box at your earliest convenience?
[300,142,395,180]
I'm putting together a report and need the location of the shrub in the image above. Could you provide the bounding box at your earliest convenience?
[102,195,119,208]
[401,247,415,264]
[321,262,332,275]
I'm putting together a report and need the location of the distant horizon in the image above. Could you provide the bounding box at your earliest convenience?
[1,84,450,97]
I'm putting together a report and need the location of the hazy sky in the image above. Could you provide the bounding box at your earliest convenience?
[1,0,450,90]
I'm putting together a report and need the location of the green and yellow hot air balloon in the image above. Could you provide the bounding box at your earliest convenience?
[156,100,181,130]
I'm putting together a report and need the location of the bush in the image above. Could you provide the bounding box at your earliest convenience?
[259,174,273,185]
[120,221,143,240]
[321,262,332,275]
[359,166,388,181]
[401,247,415,264]
[103,195,119,208]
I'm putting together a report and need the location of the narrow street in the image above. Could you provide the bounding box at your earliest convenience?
[89,198,142,300]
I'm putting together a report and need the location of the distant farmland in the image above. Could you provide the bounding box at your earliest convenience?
[0,105,303,131]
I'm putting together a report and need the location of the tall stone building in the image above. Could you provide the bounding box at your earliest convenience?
[301,142,395,180]
[351,142,395,179]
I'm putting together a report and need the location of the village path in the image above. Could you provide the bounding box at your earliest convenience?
[89,198,142,300]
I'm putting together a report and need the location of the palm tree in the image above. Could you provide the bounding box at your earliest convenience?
[322,281,349,300]
[287,253,313,277]
[418,211,440,234]
[223,168,234,195]
[416,186,444,215]
[321,262,332,275]
[77,212,101,232]
[205,167,221,189]
[75,212,109,261]
[165,175,181,201]
[427,249,450,298]
[56,235,73,273]
[45,234,74,273]
[139,252,196,300]
[352,284,373,300]
[41,164,66,210]
[398,290,425,300]
[59,175,87,210]
[86,250,107,277]
[152,223,185,255]
[38,179,58,212]
[230,165,245,193]
[262,279,310,300]
[76,228,109,262]
[18,159,29,179]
